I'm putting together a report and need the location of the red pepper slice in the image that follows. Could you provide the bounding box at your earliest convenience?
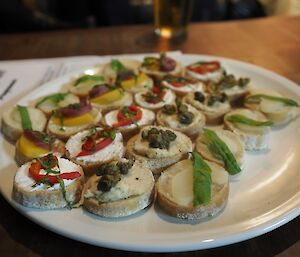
[113,105,142,128]
[28,159,81,184]
[169,81,186,88]
[188,61,220,74]
[77,137,113,157]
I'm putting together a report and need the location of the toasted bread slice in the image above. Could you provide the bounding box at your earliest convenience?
[126,126,193,175]
[224,108,271,151]
[12,157,84,209]
[195,129,244,169]
[244,90,300,125]
[156,159,229,220]
[1,106,47,143]
[47,106,102,141]
[183,92,231,125]
[65,128,125,176]
[83,160,155,218]
[156,104,206,139]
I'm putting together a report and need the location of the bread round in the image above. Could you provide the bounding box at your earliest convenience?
[12,157,84,209]
[126,126,193,175]
[15,137,65,166]
[83,161,155,218]
[224,108,271,151]
[156,159,229,220]
[103,107,155,141]
[182,92,231,125]
[65,128,125,176]
[195,129,244,168]
[102,59,142,84]
[91,92,133,114]
[1,106,47,143]
[244,90,300,125]
[34,93,80,117]
[156,104,206,139]
[47,106,102,142]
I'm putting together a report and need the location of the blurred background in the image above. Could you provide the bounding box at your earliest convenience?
[0,0,299,33]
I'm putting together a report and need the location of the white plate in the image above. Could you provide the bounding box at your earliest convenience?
[0,54,300,253]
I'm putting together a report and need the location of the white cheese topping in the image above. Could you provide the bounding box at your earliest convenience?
[134,89,175,110]
[65,128,124,163]
[186,69,222,81]
[104,107,155,129]
[14,157,82,192]
[133,126,192,159]
[162,80,204,93]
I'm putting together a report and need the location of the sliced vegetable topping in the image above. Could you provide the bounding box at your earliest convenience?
[17,105,32,130]
[96,160,134,192]
[56,99,92,118]
[23,130,51,150]
[245,94,299,107]
[191,152,212,206]
[226,114,273,127]
[142,86,166,104]
[90,88,123,104]
[88,84,110,99]
[113,105,142,127]
[29,154,81,185]
[187,61,220,74]
[36,93,69,107]
[163,75,197,88]
[77,128,116,157]
[74,75,104,87]
[203,129,241,175]
[110,59,126,72]
[141,127,176,149]
[142,53,176,72]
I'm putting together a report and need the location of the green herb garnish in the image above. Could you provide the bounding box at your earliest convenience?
[36,93,69,107]
[245,94,299,107]
[74,75,104,86]
[226,114,273,127]
[102,128,116,140]
[17,105,32,130]
[203,129,241,175]
[192,152,212,207]
[111,59,126,72]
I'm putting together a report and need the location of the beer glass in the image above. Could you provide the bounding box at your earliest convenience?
[153,0,193,38]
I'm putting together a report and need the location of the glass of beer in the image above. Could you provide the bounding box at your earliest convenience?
[153,0,193,38]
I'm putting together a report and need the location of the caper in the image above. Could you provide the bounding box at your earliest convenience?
[148,127,159,135]
[141,130,148,139]
[194,91,205,102]
[96,163,119,176]
[238,77,250,88]
[178,104,188,114]
[220,93,228,102]
[163,130,177,141]
[162,104,177,115]
[178,111,194,124]
[97,173,121,192]
[117,159,134,174]
[207,95,218,106]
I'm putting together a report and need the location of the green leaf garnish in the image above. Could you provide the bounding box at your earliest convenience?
[245,94,299,107]
[192,152,212,207]
[102,128,116,140]
[111,59,126,72]
[36,93,69,107]
[203,129,241,175]
[74,75,104,86]
[226,114,273,127]
[17,105,32,130]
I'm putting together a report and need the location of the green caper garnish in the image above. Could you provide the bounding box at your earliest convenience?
[96,163,117,176]
[117,159,134,174]
[194,91,205,102]
[238,77,250,88]
[97,173,121,192]
[162,104,177,114]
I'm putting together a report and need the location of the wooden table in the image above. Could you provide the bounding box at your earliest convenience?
[0,16,299,257]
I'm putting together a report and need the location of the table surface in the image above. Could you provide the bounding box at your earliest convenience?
[0,15,299,257]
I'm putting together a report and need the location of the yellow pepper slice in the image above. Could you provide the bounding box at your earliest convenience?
[52,112,95,126]
[18,135,49,158]
[90,89,123,104]
[120,73,147,90]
